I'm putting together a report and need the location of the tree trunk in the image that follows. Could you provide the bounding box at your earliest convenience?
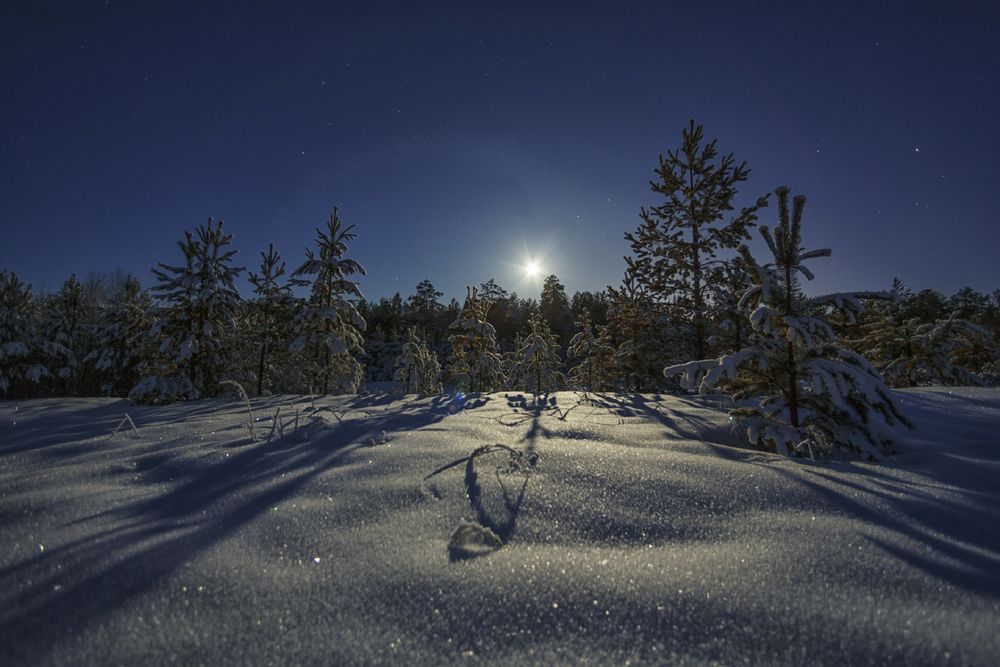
[689,166,705,361]
[256,343,267,396]
[784,264,798,427]
[787,340,799,427]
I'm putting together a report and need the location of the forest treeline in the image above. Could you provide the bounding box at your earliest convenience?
[3,225,996,401]
[2,121,997,457]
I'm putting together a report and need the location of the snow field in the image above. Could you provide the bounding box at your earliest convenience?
[1,388,998,664]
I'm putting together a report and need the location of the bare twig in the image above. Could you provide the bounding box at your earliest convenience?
[112,413,140,437]
[220,380,256,440]
[266,406,282,444]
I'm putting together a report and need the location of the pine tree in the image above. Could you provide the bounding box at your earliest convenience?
[567,309,615,391]
[478,278,508,303]
[393,326,442,395]
[479,278,520,344]
[86,275,152,396]
[247,243,293,395]
[539,274,572,348]
[667,187,910,460]
[857,311,997,387]
[290,209,367,395]
[447,286,505,393]
[605,268,666,391]
[131,218,244,403]
[707,256,755,355]
[33,274,103,395]
[405,279,445,347]
[511,311,564,395]
[42,274,89,393]
[625,119,769,361]
[0,270,66,397]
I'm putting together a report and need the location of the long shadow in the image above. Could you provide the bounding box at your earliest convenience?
[463,447,531,543]
[585,392,739,447]
[503,393,561,457]
[767,463,1000,598]
[582,390,1000,599]
[706,387,1000,600]
[0,393,455,663]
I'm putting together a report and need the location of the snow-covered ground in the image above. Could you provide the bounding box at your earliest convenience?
[1,388,998,665]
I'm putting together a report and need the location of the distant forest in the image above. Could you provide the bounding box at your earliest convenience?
[3,122,997,423]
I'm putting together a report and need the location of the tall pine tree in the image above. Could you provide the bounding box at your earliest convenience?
[567,309,616,391]
[447,286,505,393]
[290,209,367,395]
[667,187,910,460]
[511,311,564,395]
[86,275,152,396]
[131,218,244,402]
[625,119,769,361]
[247,243,293,395]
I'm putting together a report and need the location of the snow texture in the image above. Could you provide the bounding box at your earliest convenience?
[1,388,998,664]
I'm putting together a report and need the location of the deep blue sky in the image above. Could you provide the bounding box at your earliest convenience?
[2,1,998,302]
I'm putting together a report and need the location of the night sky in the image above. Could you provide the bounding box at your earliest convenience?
[2,1,998,302]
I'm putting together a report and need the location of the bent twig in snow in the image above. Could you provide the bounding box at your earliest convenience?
[219,380,256,441]
[112,413,140,438]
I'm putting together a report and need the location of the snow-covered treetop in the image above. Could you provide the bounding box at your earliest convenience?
[292,208,366,302]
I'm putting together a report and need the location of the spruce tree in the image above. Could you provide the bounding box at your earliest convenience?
[42,274,90,393]
[511,311,564,396]
[625,119,769,361]
[131,218,244,402]
[0,270,65,397]
[707,256,755,355]
[667,187,910,460]
[567,309,615,391]
[247,243,293,395]
[605,267,664,391]
[86,275,152,396]
[447,286,505,393]
[393,326,442,395]
[405,279,444,347]
[857,312,997,387]
[539,274,572,348]
[290,209,367,395]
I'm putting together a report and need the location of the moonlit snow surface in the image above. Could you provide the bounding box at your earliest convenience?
[1,388,998,664]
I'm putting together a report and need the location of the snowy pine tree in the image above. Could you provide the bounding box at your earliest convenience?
[707,256,755,355]
[625,119,769,361]
[606,268,664,391]
[393,326,442,395]
[447,286,505,393]
[857,311,997,388]
[86,275,152,396]
[130,218,244,403]
[540,274,573,348]
[290,209,367,395]
[41,274,100,395]
[0,270,68,397]
[667,187,910,460]
[247,243,294,395]
[567,309,615,391]
[511,311,564,395]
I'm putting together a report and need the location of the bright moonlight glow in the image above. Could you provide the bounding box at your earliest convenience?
[524,260,540,278]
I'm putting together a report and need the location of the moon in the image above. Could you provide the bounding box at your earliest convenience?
[524,260,541,278]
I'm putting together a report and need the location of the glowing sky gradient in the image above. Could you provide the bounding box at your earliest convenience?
[2,1,998,301]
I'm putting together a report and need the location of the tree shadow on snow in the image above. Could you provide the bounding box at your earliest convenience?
[0,393,455,662]
[698,388,1000,600]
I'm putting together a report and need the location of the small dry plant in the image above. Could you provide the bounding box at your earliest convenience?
[219,380,256,440]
